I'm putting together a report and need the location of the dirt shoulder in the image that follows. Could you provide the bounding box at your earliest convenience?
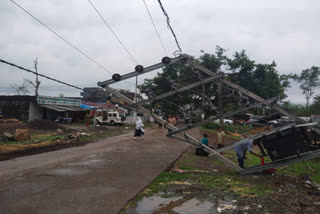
[123,130,320,214]
[0,121,131,161]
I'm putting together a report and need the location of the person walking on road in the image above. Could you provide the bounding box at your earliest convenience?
[134,117,144,140]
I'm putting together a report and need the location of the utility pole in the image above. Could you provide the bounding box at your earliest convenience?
[33,58,40,96]
[134,75,138,122]
[218,82,224,128]
[202,84,205,120]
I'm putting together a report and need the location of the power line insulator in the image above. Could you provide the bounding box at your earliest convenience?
[112,73,121,81]
[162,57,171,65]
[135,65,144,73]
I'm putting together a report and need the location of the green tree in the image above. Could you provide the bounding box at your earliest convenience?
[139,47,289,116]
[293,66,320,108]
[227,51,289,100]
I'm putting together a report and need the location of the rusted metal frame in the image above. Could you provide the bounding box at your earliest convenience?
[133,74,224,106]
[241,149,320,175]
[211,122,318,156]
[187,60,306,124]
[103,85,243,172]
[167,97,277,137]
[98,56,185,87]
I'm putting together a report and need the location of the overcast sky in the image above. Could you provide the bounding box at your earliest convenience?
[1,0,319,104]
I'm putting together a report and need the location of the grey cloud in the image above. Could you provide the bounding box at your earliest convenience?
[1,0,319,102]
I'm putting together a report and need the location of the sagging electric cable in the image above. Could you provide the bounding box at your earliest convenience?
[157,0,182,54]
[0,59,83,90]
[141,0,168,56]
[87,0,139,65]
[9,0,113,75]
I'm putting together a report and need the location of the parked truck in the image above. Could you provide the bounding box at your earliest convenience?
[94,110,126,125]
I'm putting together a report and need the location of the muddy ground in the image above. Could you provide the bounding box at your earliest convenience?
[0,119,131,161]
[123,130,320,214]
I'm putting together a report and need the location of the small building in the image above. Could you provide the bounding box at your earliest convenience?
[0,95,88,122]
[0,95,37,121]
[36,96,87,121]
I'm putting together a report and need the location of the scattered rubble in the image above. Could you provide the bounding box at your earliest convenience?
[0,119,27,138]
[14,129,31,141]
[27,119,61,130]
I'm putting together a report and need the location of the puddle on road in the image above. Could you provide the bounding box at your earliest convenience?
[113,146,136,151]
[126,195,218,214]
[173,198,216,213]
[66,159,112,167]
[46,168,89,176]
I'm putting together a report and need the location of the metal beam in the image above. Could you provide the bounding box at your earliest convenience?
[103,86,243,172]
[98,56,185,87]
[167,97,277,137]
[210,122,318,156]
[134,74,224,106]
[187,60,306,124]
[241,149,320,175]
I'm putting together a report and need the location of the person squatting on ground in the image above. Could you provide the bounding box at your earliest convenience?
[201,133,209,146]
[134,117,144,140]
[167,115,177,134]
[233,137,263,168]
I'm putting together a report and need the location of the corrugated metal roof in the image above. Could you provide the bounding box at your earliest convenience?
[41,105,87,112]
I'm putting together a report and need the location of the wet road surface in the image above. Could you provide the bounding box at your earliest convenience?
[0,128,192,214]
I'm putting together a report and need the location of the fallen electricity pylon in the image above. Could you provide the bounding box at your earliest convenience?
[98,55,320,174]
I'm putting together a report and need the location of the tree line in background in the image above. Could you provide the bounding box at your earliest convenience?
[139,46,320,116]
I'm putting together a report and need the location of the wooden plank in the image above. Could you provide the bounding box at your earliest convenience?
[104,86,243,172]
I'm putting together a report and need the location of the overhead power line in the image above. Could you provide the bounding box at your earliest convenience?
[0,59,83,91]
[141,0,168,56]
[157,0,182,54]
[9,0,113,75]
[87,0,139,65]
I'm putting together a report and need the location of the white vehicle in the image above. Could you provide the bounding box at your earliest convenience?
[213,119,233,125]
[94,110,126,125]
[267,120,280,127]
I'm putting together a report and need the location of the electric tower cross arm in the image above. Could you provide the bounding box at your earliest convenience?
[98,55,186,87]
[133,74,224,106]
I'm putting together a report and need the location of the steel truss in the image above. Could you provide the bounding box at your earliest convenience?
[99,56,320,174]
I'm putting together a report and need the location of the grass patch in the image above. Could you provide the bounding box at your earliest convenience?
[277,158,320,184]
[202,123,252,135]
[176,152,199,170]
[200,127,242,140]
[0,135,65,145]
[146,172,193,196]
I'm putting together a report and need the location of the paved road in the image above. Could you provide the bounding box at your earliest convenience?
[0,128,194,214]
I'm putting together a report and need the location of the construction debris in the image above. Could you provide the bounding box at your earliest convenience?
[4,132,14,141]
[14,129,31,141]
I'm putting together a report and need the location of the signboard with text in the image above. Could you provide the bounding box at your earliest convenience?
[37,96,80,106]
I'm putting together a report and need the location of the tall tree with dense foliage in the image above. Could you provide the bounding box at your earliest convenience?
[293,66,320,108]
[227,51,289,100]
